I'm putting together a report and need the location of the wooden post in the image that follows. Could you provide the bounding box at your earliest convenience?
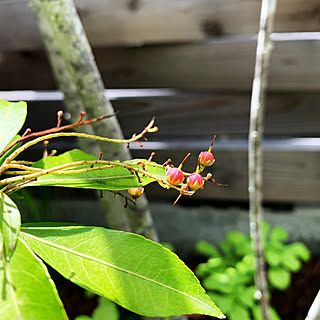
[29,0,159,242]
[248,0,277,320]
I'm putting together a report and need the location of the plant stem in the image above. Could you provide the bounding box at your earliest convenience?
[30,0,159,241]
[248,0,277,319]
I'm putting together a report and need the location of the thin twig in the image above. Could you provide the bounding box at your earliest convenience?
[0,112,116,158]
[0,118,157,173]
[248,0,277,320]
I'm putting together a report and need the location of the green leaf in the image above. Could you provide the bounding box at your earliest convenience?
[0,100,27,154]
[196,240,221,257]
[268,267,291,290]
[237,286,256,308]
[270,307,281,320]
[31,149,165,190]
[0,238,68,320]
[203,273,234,294]
[252,306,281,320]
[252,305,263,320]
[269,226,288,243]
[76,297,119,320]
[264,245,283,267]
[208,293,233,314]
[0,135,22,167]
[92,297,119,320]
[0,192,20,258]
[20,225,225,318]
[228,303,250,320]
[287,242,310,262]
[281,250,301,272]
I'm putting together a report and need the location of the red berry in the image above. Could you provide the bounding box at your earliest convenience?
[128,187,144,198]
[166,167,184,185]
[187,173,204,191]
[199,151,215,167]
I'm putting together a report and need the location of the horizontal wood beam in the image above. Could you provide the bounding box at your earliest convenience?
[1,37,320,91]
[0,0,319,50]
[2,89,319,138]
[1,90,318,203]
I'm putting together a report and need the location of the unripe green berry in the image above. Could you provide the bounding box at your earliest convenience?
[166,167,184,185]
[128,187,144,198]
[187,173,204,191]
[199,151,215,167]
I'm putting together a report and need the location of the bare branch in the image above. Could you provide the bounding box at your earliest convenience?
[248,1,277,320]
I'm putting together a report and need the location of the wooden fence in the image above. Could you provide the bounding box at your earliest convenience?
[0,0,319,204]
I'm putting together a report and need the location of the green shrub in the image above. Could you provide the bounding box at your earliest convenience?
[195,222,310,320]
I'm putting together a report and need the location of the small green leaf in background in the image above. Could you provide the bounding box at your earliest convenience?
[20,225,225,318]
[203,273,234,294]
[196,240,221,257]
[208,293,233,315]
[287,242,311,262]
[237,286,256,308]
[0,100,27,153]
[281,250,301,272]
[76,297,119,320]
[268,267,291,290]
[228,303,250,320]
[265,245,282,267]
[252,306,281,320]
[31,149,166,191]
[269,226,288,243]
[0,238,68,320]
[0,192,21,258]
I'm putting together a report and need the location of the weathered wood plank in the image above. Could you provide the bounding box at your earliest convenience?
[1,38,320,91]
[0,0,320,51]
[2,90,319,138]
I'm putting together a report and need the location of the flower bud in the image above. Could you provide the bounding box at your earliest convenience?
[199,151,215,167]
[187,173,204,191]
[128,187,144,198]
[166,167,184,185]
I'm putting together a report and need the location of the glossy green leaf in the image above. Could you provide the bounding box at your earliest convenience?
[0,135,22,167]
[268,267,290,290]
[31,149,165,190]
[20,225,225,318]
[0,192,20,258]
[0,238,68,320]
[0,100,27,154]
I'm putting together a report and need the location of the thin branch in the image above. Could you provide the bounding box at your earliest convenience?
[248,1,277,320]
[0,118,157,173]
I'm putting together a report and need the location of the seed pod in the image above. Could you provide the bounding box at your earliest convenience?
[198,151,215,167]
[187,173,204,191]
[128,187,144,198]
[166,167,184,185]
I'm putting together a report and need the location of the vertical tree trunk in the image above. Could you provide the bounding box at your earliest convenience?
[248,0,277,320]
[29,0,159,241]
